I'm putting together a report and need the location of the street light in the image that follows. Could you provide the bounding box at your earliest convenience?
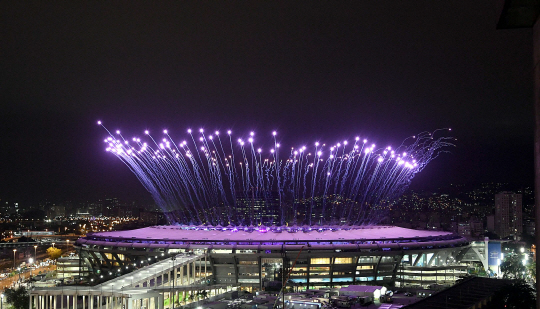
[13,249,16,269]
[34,245,37,263]
[66,239,69,253]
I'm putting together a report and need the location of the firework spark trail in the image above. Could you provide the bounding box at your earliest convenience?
[160,138,204,223]
[162,133,201,221]
[99,121,454,226]
[207,133,234,223]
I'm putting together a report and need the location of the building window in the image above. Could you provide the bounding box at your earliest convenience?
[310,266,330,271]
[311,258,330,265]
[335,257,353,264]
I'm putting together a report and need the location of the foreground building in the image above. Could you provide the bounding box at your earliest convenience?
[75,225,484,291]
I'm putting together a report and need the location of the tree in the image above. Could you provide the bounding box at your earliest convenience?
[527,261,536,282]
[200,290,208,299]
[4,286,29,309]
[500,253,527,279]
[47,246,62,260]
[490,279,536,309]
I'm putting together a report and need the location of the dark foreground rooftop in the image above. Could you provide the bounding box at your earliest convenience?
[404,277,512,309]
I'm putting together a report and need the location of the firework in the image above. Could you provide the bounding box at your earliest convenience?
[99,121,454,226]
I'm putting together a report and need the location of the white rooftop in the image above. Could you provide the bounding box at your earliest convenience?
[340,285,383,293]
[88,225,453,242]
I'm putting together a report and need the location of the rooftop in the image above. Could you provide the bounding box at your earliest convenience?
[86,225,456,242]
[403,277,512,309]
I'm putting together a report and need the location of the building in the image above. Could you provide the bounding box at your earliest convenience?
[469,218,483,237]
[56,255,89,279]
[523,217,535,236]
[457,223,471,238]
[404,277,511,309]
[234,191,280,225]
[486,215,495,233]
[46,204,66,219]
[75,225,483,291]
[494,192,522,239]
[339,285,387,299]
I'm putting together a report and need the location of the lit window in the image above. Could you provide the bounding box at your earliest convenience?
[310,258,330,264]
[335,257,353,264]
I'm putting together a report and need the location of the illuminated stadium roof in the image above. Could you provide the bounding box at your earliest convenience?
[79,225,463,246]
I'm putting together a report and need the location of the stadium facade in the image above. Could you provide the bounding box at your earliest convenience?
[75,225,485,291]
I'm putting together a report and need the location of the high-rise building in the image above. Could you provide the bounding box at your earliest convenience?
[234,191,280,225]
[494,192,522,239]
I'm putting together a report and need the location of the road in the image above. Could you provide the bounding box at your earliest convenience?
[0,247,71,271]
[0,264,56,291]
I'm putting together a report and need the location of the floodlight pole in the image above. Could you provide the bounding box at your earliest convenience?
[172,256,176,309]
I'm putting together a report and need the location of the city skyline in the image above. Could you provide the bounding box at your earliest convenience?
[0,2,533,204]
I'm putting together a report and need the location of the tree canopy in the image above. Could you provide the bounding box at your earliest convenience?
[4,286,29,309]
[490,279,536,309]
[47,246,62,260]
[500,253,527,279]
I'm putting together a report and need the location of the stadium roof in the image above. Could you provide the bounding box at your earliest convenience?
[89,225,454,242]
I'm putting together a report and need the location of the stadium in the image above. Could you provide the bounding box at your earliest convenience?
[75,224,481,291]
[74,126,481,292]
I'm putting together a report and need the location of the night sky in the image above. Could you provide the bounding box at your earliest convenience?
[0,1,534,205]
